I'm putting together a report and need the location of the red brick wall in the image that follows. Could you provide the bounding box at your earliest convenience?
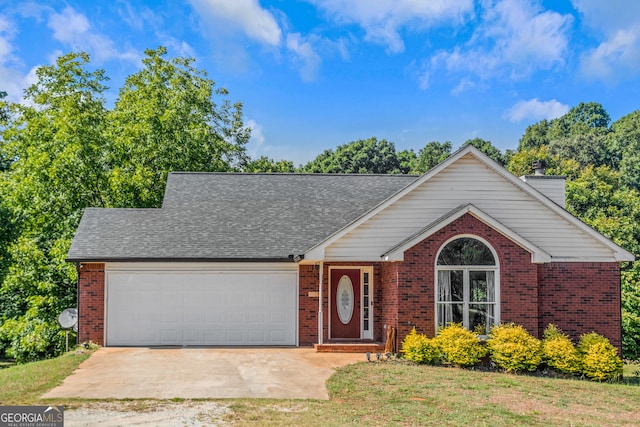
[395,213,539,342]
[380,262,399,343]
[78,263,105,345]
[538,262,621,350]
[298,265,319,346]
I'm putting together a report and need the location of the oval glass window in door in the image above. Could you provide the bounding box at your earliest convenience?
[336,275,354,324]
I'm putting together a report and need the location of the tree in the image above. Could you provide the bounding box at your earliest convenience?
[518,103,611,152]
[610,110,640,190]
[549,102,610,140]
[302,137,403,174]
[0,52,109,361]
[412,141,452,173]
[547,133,613,168]
[1,91,12,172]
[243,156,296,172]
[518,120,551,151]
[463,138,505,165]
[106,47,250,208]
[0,48,252,361]
[397,149,417,174]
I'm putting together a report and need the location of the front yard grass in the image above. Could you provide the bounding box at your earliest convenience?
[2,350,640,426]
[0,349,92,405]
[224,363,640,426]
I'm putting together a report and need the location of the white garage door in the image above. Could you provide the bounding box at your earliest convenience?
[105,265,297,346]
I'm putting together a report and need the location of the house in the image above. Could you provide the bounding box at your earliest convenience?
[67,145,635,351]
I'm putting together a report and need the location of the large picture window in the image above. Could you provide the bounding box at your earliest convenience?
[436,237,498,334]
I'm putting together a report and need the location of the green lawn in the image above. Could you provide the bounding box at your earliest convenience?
[0,350,92,405]
[223,363,640,426]
[2,351,640,426]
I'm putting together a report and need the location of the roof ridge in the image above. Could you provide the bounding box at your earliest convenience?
[168,171,419,177]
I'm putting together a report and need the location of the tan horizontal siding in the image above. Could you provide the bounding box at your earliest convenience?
[325,155,615,261]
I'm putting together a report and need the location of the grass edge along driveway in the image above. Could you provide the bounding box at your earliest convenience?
[2,350,640,426]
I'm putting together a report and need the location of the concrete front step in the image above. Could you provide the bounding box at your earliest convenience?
[314,342,386,353]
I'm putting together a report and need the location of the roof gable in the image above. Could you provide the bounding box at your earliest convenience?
[305,145,634,262]
[381,204,551,263]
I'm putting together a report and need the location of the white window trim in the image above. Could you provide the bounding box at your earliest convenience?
[434,235,500,334]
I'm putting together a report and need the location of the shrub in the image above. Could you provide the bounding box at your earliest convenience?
[435,323,487,367]
[401,327,441,364]
[577,332,610,355]
[0,316,67,363]
[578,333,623,381]
[488,323,542,372]
[542,324,582,375]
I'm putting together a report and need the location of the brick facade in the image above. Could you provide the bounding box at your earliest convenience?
[391,213,539,341]
[78,263,105,345]
[538,262,621,349]
[298,264,319,346]
[79,215,623,351]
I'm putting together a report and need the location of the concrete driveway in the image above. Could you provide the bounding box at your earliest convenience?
[43,347,364,400]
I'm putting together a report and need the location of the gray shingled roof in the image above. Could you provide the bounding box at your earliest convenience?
[67,172,418,262]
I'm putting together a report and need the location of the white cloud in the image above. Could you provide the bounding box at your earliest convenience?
[573,0,640,82]
[571,0,640,33]
[0,15,16,60]
[247,119,265,146]
[504,98,569,122]
[188,0,282,46]
[307,0,474,53]
[158,35,197,59]
[245,118,267,159]
[116,2,163,32]
[405,59,430,89]
[451,78,476,95]
[430,0,573,84]
[286,33,322,82]
[47,7,140,64]
[0,14,35,101]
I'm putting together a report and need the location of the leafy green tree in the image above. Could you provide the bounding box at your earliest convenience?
[0,52,109,361]
[518,103,611,153]
[106,47,250,208]
[463,138,505,165]
[243,156,296,172]
[610,110,640,190]
[1,91,12,172]
[548,102,610,140]
[303,137,403,174]
[0,48,252,361]
[518,120,551,151]
[397,149,417,174]
[412,141,452,173]
[622,265,640,359]
[547,132,613,168]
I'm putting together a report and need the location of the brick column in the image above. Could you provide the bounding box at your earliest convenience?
[78,263,105,345]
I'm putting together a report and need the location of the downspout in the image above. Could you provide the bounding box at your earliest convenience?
[318,261,324,345]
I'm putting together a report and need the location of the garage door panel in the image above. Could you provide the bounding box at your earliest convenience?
[106,269,297,346]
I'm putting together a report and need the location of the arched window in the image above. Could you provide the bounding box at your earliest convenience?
[436,236,499,334]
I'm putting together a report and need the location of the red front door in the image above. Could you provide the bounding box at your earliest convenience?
[330,269,361,339]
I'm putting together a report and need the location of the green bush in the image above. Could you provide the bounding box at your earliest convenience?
[0,316,68,363]
[401,327,441,364]
[488,323,542,372]
[578,332,623,381]
[542,324,582,375]
[435,323,487,367]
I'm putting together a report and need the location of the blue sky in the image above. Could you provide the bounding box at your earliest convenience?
[1,0,639,165]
